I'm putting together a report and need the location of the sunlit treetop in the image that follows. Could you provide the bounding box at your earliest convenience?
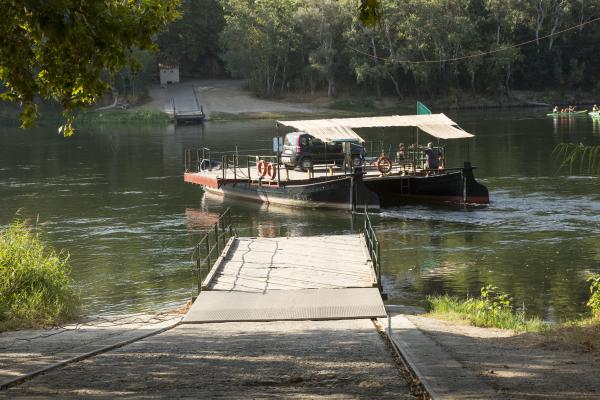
[358,0,382,27]
[0,0,180,136]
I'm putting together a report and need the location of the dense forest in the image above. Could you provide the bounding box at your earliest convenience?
[99,0,600,101]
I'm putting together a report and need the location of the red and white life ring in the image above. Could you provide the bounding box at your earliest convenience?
[376,156,393,174]
[257,160,267,177]
[266,162,277,180]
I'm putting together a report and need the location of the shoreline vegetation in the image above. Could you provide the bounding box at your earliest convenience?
[2,86,598,127]
[426,280,600,351]
[0,220,79,331]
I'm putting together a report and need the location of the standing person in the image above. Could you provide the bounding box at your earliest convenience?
[424,142,439,171]
[396,143,407,174]
[395,143,406,164]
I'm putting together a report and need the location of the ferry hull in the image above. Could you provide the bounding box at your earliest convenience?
[185,173,381,212]
[363,163,489,205]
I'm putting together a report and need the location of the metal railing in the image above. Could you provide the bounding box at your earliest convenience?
[363,208,382,293]
[191,207,235,295]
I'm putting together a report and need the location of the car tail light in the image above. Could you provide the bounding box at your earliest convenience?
[296,135,301,153]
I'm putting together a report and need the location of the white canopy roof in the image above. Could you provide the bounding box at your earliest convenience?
[278,113,474,142]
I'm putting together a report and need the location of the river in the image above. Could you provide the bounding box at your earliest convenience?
[1,110,599,319]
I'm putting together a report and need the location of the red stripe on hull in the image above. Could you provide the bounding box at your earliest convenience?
[184,173,219,189]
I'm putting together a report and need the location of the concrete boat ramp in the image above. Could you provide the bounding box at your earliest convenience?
[1,220,497,398]
[185,235,387,323]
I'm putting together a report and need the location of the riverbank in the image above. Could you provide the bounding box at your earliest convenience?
[389,312,600,399]
[3,308,600,398]
[3,81,596,125]
[126,79,600,122]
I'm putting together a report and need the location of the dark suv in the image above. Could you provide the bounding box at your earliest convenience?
[280,132,365,171]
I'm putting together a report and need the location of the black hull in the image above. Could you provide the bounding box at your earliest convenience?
[206,175,380,211]
[363,163,489,205]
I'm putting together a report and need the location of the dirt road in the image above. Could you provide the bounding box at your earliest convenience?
[135,79,326,118]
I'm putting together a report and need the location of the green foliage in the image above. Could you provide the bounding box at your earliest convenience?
[587,274,600,317]
[554,143,600,175]
[0,220,79,330]
[0,0,181,135]
[217,0,600,99]
[426,286,545,332]
[76,110,171,125]
[358,0,382,27]
[158,0,225,77]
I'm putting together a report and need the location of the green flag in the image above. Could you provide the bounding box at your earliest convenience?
[417,101,432,115]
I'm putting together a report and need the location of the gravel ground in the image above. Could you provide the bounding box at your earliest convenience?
[135,79,326,118]
[2,319,414,399]
[407,315,600,399]
[0,312,182,383]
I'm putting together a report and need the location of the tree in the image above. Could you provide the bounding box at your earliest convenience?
[0,0,180,136]
[158,0,225,77]
[220,0,300,96]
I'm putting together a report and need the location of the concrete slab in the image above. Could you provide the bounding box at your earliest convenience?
[185,288,386,323]
[382,314,499,400]
[206,235,376,292]
[2,320,413,399]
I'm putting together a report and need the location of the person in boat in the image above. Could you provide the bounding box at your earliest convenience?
[593,104,598,112]
[395,143,406,163]
[424,142,439,172]
[553,106,558,113]
[396,143,407,174]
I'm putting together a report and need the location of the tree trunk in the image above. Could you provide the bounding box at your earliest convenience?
[280,58,287,92]
[548,1,566,50]
[369,34,381,98]
[505,64,512,96]
[534,0,546,51]
[388,72,402,99]
[579,0,585,32]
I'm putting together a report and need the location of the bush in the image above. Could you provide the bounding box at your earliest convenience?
[426,285,544,332]
[587,274,600,317]
[0,220,79,330]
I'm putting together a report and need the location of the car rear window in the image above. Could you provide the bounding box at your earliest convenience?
[284,134,297,146]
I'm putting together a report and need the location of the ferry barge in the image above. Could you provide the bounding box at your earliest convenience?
[184,114,489,211]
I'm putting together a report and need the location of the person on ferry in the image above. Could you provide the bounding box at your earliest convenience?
[395,143,406,163]
[424,142,439,171]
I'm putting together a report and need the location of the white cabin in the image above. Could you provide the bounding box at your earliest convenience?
[159,64,179,86]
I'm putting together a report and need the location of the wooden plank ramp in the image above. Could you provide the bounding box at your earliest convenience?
[184,234,387,323]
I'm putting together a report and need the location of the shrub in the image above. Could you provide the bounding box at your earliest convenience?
[426,285,544,332]
[0,220,79,330]
[587,274,600,317]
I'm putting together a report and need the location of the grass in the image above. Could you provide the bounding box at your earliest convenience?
[425,294,545,332]
[426,279,600,351]
[0,220,79,331]
[75,110,172,125]
[542,317,600,352]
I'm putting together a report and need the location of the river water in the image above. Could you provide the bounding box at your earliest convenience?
[1,111,600,319]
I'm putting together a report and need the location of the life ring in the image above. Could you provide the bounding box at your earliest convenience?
[376,156,393,174]
[266,162,277,180]
[257,160,267,177]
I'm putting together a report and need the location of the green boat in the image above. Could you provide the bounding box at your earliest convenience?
[547,110,588,117]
